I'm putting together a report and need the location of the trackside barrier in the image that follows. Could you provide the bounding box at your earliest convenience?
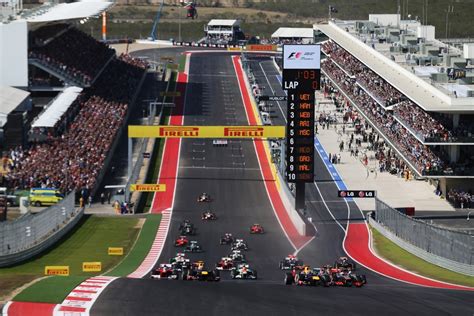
[372,198,474,276]
[240,56,309,237]
[0,192,82,267]
[276,171,307,236]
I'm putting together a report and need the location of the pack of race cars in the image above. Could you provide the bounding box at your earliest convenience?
[151,193,260,281]
[152,193,367,287]
[281,255,367,287]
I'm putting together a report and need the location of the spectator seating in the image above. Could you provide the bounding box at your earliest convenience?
[29,27,115,86]
[4,57,146,193]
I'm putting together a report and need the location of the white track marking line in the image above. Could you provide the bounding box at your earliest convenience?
[258,61,286,122]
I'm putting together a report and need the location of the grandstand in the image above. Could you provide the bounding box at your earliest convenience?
[314,16,474,203]
[202,19,245,45]
[0,1,148,202]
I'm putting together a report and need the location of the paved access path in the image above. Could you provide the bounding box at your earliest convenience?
[314,92,455,212]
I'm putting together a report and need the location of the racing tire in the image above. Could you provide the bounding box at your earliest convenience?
[34,201,41,207]
[285,273,294,285]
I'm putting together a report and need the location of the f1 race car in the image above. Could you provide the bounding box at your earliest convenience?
[279,255,304,270]
[334,256,356,271]
[330,269,367,287]
[201,210,217,220]
[184,240,203,253]
[169,253,190,267]
[179,221,197,235]
[231,239,248,251]
[229,250,246,263]
[284,266,330,287]
[250,224,264,234]
[215,257,234,271]
[220,233,234,245]
[179,219,193,230]
[197,193,212,203]
[231,264,258,280]
[183,261,220,282]
[151,264,181,280]
[174,236,189,247]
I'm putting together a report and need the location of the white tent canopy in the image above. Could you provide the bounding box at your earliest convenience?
[271,27,314,40]
[32,86,83,128]
[24,1,113,23]
[207,19,240,27]
[0,86,30,115]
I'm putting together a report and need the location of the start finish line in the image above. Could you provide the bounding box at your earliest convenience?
[128,125,285,138]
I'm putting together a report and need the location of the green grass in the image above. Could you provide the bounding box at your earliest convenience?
[177,55,186,73]
[371,227,474,287]
[13,276,87,304]
[107,214,162,276]
[2,215,140,303]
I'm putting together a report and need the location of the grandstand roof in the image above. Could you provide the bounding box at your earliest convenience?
[0,86,30,116]
[315,21,474,113]
[24,1,113,23]
[207,19,240,27]
[271,27,313,39]
[31,86,83,128]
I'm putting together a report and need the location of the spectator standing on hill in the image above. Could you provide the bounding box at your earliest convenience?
[88,195,92,208]
[100,192,105,204]
[79,196,84,208]
[107,191,111,204]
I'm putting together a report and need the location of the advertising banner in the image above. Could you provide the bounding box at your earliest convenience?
[44,266,70,276]
[128,125,285,138]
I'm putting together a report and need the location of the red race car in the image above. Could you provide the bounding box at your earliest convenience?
[216,257,234,271]
[151,264,180,280]
[174,236,189,247]
[250,224,264,234]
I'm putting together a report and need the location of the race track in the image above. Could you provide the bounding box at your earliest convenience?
[90,51,474,316]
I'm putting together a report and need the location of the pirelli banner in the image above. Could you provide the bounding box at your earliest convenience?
[128,126,285,139]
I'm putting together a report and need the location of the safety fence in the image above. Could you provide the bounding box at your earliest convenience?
[373,198,473,276]
[0,192,82,267]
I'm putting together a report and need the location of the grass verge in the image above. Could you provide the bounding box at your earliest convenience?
[107,214,162,276]
[370,227,474,287]
[4,215,140,303]
[13,276,87,304]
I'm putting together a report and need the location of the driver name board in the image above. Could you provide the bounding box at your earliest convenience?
[282,45,321,183]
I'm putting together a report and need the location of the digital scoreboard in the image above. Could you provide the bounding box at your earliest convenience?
[282,45,321,184]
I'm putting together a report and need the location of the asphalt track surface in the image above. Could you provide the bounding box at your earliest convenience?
[91,51,474,315]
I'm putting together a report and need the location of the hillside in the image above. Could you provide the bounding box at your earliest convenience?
[105,0,474,38]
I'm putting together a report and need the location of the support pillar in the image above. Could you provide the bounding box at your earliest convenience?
[452,114,460,129]
[128,138,132,181]
[295,182,306,211]
[449,145,460,163]
[280,140,285,176]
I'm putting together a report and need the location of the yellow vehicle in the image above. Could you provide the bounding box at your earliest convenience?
[29,188,64,207]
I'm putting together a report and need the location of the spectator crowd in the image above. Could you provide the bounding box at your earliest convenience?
[322,41,474,143]
[3,34,146,195]
[29,27,115,85]
[447,189,473,209]
[322,57,448,175]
